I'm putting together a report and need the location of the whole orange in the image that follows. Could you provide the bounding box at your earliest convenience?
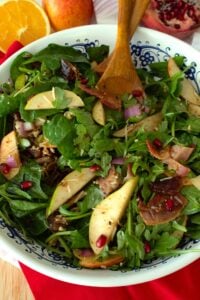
[42,0,94,31]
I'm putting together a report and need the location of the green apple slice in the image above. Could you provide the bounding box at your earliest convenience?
[89,176,138,255]
[113,112,162,137]
[168,57,200,106]
[0,131,21,179]
[47,168,96,216]
[25,88,84,110]
[92,100,106,126]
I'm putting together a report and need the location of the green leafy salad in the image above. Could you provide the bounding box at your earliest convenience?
[0,43,200,270]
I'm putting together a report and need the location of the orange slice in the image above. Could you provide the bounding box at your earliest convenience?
[0,0,51,52]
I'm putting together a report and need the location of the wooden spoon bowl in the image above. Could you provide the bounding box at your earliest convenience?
[95,0,150,76]
[96,0,145,96]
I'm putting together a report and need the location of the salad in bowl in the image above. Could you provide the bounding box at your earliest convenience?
[0,25,199,286]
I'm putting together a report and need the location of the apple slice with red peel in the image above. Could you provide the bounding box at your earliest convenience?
[47,168,96,216]
[0,131,21,180]
[168,57,200,106]
[89,176,138,255]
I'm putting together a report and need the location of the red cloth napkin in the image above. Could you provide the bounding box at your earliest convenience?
[0,40,23,64]
[20,260,200,300]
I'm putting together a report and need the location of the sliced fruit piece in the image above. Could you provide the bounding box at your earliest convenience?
[168,57,200,106]
[113,112,162,137]
[142,0,200,39]
[79,254,124,269]
[89,176,138,255]
[73,248,124,268]
[47,168,96,216]
[25,88,84,110]
[188,103,200,116]
[183,175,200,190]
[0,0,50,52]
[92,100,106,126]
[0,131,21,179]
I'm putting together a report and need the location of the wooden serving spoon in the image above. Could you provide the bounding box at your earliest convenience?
[96,0,144,96]
[95,0,150,75]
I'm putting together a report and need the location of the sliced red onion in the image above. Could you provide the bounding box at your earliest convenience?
[6,156,18,168]
[124,105,142,120]
[112,157,125,165]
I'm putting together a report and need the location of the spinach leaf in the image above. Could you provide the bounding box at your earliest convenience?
[86,45,109,63]
[43,114,76,160]
[9,200,47,218]
[0,93,21,118]
[149,56,185,78]
[23,44,89,70]
[78,184,104,212]
[21,210,48,235]
[10,160,48,200]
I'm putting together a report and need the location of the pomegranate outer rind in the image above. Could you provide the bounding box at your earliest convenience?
[142,5,200,39]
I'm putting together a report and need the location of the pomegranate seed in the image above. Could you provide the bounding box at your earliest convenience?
[20,180,33,190]
[153,138,163,149]
[80,77,88,85]
[174,24,181,29]
[96,234,107,248]
[89,164,101,172]
[165,198,174,211]
[132,89,143,98]
[0,163,11,174]
[144,241,151,254]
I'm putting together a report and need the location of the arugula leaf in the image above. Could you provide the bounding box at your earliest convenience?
[175,116,200,133]
[71,108,99,137]
[182,186,200,215]
[154,232,179,253]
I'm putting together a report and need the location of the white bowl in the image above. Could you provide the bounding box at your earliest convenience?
[0,24,200,287]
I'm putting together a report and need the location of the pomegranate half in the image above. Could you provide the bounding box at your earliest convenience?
[142,0,200,39]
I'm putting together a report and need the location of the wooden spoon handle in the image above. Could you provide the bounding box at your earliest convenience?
[116,0,133,50]
[129,0,150,38]
[94,0,150,74]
